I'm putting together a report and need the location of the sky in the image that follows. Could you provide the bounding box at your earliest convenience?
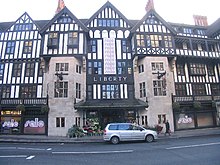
[0,0,220,25]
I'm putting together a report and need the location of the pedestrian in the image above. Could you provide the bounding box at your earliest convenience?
[165,120,171,136]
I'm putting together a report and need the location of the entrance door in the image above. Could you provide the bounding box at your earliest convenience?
[100,110,124,129]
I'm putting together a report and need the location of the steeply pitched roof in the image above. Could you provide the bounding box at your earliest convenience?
[0,22,14,31]
[0,12,43,32]
[206,18,220,37]
[85,1,133,27]
[131,9,176,35]
[40,6,89,33]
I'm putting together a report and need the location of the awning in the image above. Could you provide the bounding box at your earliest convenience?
[74,99,148,110]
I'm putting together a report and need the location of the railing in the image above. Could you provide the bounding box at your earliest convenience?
[0,98,48,106]
[172,95,220,103]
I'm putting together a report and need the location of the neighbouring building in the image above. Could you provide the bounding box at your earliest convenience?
[0,1,219,136]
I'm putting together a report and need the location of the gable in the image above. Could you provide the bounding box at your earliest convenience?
[40,7,88,33]
[85,1,132,28]
[5,12,40,32]
[131,9,176,35]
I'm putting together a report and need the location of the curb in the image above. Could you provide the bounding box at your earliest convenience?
[1,133,220,143]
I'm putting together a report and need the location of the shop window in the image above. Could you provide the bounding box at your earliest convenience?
[24,117,45,134]
[56,117,65,127]
[175,113,195,130]
[197,113,214,127]
[1,116,21,134]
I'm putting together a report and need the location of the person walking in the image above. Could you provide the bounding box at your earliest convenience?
[165,120,171,136]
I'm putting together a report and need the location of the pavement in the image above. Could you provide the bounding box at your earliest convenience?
[0,127,219,143]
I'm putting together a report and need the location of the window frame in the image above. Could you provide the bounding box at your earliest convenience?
[153,80,166,96]
[56,117,65,127]
[54,81,68,98]
[68,32,78,48]
[23,41,33,54]
[139,82,146,98]
[48,32,59,48]
[6,41,16,54]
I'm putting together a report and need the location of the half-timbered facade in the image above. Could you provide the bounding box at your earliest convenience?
[0,1,220,136]
[0,13,48,135]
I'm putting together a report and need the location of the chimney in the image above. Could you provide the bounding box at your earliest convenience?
[193,15,208,26]
[145,0,155,13]
[55,0,65,14]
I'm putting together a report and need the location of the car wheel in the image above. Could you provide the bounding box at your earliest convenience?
[145,135,154,143]
[110,136,119,144]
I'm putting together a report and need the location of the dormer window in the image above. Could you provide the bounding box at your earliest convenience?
[183,28,192,34]
[48,32,58,48]
[58,17,72,23]
[68,32,78,48]
[98,19,119,27]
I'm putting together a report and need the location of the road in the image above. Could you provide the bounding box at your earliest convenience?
[0,135,220,165]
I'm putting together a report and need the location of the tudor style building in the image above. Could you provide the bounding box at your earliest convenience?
[0,1,220,136]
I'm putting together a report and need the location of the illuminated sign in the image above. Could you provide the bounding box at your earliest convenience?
[24,118,44,128]
[178,115,193,124]
[2,119,19,128]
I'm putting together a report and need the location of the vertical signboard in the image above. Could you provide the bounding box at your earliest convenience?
[103,38,116,75]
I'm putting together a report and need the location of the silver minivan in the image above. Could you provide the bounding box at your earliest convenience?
[103,123,158,144]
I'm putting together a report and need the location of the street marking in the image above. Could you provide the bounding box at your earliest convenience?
[52,150,134,154]
[17,147,46,151]
[0,147,17,150]
[0,155,27,158]
[26,155,35,160]
[166,142,220,150]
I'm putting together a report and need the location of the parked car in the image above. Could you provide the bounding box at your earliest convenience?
[103,123,158,144]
